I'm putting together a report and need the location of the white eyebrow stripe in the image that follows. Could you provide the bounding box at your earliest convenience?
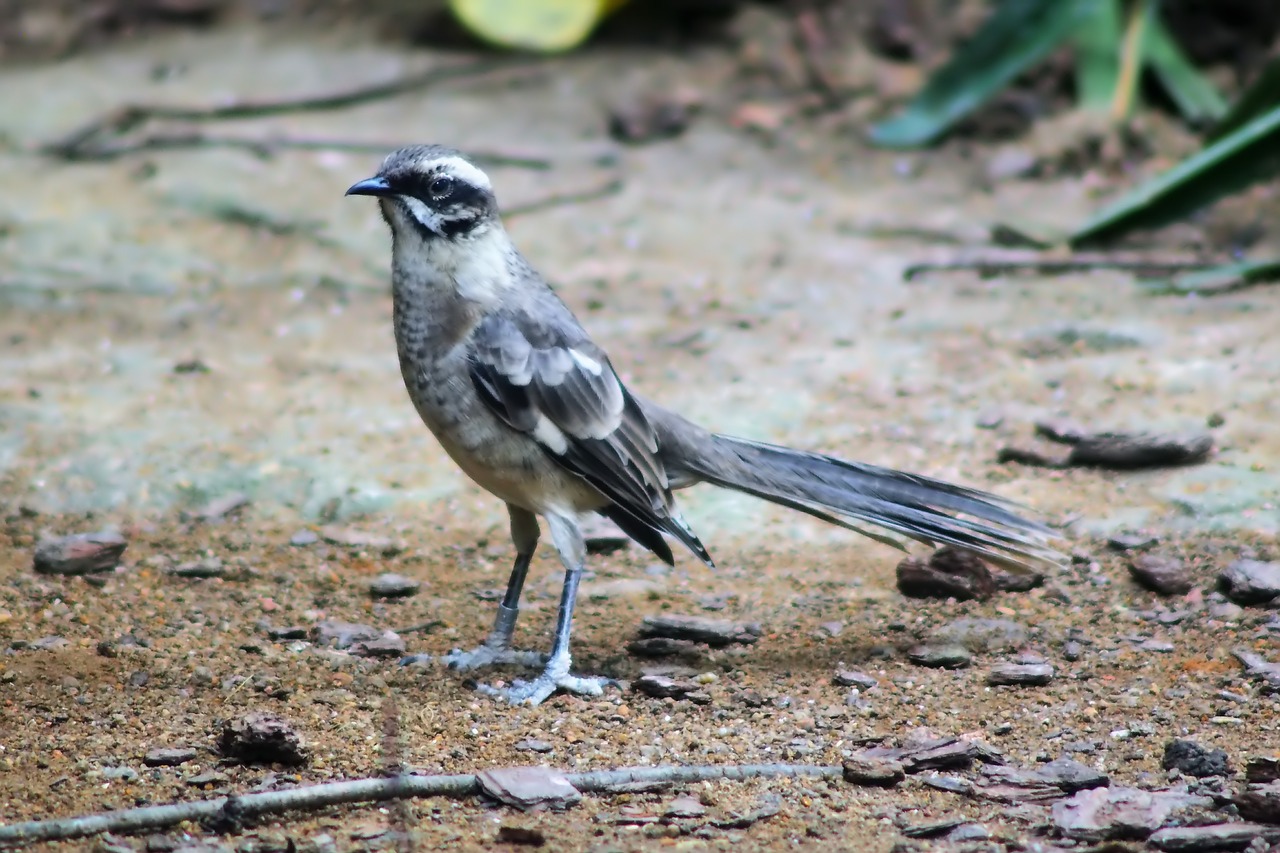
[435,156,492,191]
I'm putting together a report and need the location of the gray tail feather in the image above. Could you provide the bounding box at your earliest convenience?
[689,434,1063,572]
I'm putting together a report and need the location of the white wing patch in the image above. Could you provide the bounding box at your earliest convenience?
[532,414,569,454]
[569,348,603,375]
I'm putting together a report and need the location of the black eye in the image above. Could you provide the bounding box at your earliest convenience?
[428,176,455,199]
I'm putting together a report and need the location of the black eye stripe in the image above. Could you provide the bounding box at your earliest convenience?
[399,173,483,207]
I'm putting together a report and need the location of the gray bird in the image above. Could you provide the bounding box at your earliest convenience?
[346,144,1062,705]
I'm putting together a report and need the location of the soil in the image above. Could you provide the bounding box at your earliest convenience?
[1,4,1279,852]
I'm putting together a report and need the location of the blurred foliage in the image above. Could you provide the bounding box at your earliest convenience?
[447,0,630,52]
[870,0,1226,148]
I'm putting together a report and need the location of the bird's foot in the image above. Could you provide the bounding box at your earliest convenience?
[475,654,616,706]
[444,643,546,672]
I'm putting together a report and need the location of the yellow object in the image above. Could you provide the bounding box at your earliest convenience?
[449,0,630,53]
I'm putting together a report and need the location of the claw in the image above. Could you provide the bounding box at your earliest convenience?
[473,651,616,705]
[477,672,614,706]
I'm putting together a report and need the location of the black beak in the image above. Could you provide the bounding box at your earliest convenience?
[345,176,395,197]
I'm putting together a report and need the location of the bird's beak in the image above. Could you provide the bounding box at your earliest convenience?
[345,176,395,198]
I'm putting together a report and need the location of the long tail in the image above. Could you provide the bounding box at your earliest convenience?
[669,430,1062,573]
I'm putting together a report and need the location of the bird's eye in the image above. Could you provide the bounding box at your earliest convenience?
[428,176,455,199]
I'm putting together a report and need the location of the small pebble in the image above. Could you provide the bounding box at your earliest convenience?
[834,670,878,689]
[1108,533,1160,551]
[1129,554,1194,596]
[218,712,309,766]
[988,663,1055,686]
[908,644,972,669]
[368,573,420,599]
[514,738,553,754]
[1162,739,1232,778]
[289,529,319,546]
[169,557,226,579]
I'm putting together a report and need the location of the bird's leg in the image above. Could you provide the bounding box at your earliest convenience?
[478,514,616,705]
[445,506,546,671]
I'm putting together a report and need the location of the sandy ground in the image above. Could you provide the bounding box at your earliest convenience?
[1,11,1279,853]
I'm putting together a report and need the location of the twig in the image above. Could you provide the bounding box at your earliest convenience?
[40,130,553,168]
[0,762,840,847]
[903,250,1219,281]
[791,0,842,107]
[41,58,543,161]
[381,695,413,853]
[503,178,624,220]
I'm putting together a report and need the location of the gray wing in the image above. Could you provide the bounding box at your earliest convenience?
[467,312,712,567]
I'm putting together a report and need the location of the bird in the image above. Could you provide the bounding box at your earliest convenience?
[345,144,1062,706]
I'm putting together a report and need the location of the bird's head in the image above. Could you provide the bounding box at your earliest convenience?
[345,145,500,243]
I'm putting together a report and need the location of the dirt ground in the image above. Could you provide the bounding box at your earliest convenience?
[1,4,1279,852]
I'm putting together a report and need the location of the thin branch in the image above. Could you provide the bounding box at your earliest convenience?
[903,250,1220,281]
[41,58,544,161]
[792,0,842,107]
[40,130,553,169]
[503,178,625,220]
[0,762,841,848]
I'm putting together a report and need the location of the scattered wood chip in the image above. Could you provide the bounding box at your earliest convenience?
[347,632,406,659]
[33,530,127,576]
[495,825,546,846]
[987,662,1055,686]
[168,557,227,579]
[192,492,250,522]
[638,614,761,647]
[1235,781,1280,823]
[368,573,421,599]
[626,637,704,660]
[857,732,1002,774]
[1218,560,1280,606]
[663,795,707,819]
[1051,786,1214,842]
[310,620,383,649]
[143,747,198,767]
[1246,757,1280,784]
[317,526,403,555]
[476,766,581,812]
[834,670,878,689]
[1148,823,1280,852]
[1129,554,1194,595]
[979,758,1108,798]
[897,546,996,600]
[607,88,700,144]
[632,674,711,704]
[1234,649,1280,691]
[1002,419,1214,470]
[712,794,781,829]
[907,644,972,670]
[842,755,905,787]
[217,713,308,767]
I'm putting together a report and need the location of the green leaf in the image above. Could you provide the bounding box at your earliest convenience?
[1070,104,1280,246]
[869,0,1083,149]
[1208,53,1280,143]
[1071,0,1123,112]
[1109,0,1154,120]
[1139,257,1280,295]
[1146,14,1228,125]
